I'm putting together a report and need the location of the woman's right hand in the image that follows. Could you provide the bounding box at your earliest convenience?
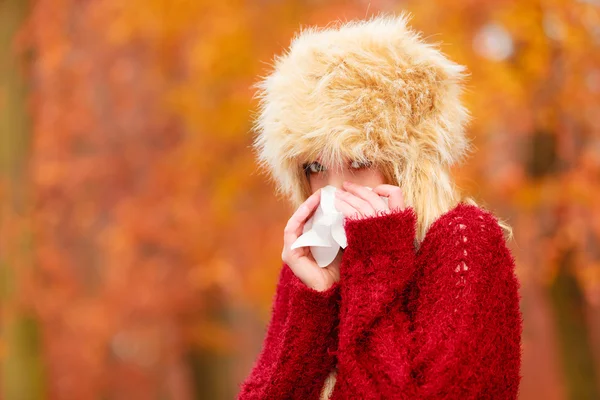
[282,189,341,292]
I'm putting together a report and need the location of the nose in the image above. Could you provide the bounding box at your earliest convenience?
[327,169,346,189]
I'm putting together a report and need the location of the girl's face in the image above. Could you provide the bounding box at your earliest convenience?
[303,158,387,193]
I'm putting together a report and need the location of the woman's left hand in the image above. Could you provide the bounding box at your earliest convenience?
[334,181,406,220]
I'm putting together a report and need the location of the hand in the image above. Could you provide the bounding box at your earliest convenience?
[282,189,341,292]
[334,181,406,220]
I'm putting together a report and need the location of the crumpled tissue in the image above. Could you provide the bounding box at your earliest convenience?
[291,184,389,267]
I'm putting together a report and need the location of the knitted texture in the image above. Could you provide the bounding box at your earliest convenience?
[238,203,523,399]
[237,263,341,399]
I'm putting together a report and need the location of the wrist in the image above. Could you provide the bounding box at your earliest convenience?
[294,274,339,295]
[312,281,334,292]
[302,275,334,292]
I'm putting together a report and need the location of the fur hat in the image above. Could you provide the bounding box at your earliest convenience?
[251,12,473,241]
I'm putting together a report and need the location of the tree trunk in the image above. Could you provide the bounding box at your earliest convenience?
[0,0,45,399]
[549,248,600,400]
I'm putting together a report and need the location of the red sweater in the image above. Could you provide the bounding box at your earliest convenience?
[238,203,523,399]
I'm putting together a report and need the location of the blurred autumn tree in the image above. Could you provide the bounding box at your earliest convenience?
[1,0,599,399]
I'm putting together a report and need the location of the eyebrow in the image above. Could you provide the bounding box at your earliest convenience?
[302,160,325,167]
[302,158,323,165]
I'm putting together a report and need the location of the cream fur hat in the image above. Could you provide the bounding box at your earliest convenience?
[251,13,474,241]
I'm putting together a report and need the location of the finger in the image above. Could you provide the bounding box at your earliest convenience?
[342,181,388,210]
[373,184,405,210]
[284,189,321,245]
[335,189,375,215]
[334,197,362,219]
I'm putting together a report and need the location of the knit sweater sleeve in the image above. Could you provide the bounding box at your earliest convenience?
[237,263,341,400]
[331,204,523,400]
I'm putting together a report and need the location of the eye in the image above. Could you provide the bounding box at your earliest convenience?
[350,160,372,169]
[303,161,327,175]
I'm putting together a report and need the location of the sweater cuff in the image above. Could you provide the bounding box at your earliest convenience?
[285,265,341,315]
[343,206,417,255]
[336,208,417,343]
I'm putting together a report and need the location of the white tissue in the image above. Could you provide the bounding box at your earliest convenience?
[290,185,389,268]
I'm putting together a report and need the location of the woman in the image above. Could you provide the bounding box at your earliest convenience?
[238,13,523,400]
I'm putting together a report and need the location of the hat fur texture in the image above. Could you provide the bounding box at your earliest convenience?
[251,12,474,242]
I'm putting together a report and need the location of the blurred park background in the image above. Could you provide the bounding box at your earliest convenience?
[1,0,600,399]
